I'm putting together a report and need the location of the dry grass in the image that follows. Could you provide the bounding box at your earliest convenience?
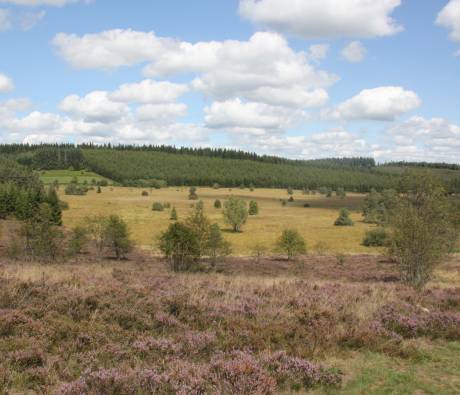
[59,187,377,254]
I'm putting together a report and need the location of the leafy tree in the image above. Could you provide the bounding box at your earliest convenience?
[249,200,259,215]
[334,208,354,226]
[214,199,222,209]
[388,173,458,289]
[170,206,178,221]
[188,186,198,200]
[186,201,211,256]
[276,229,307,260]
[158,222,201,272]
[67,225,89,256]
[103,215,134,260]
[19,203,64,262]
[206,223,231,266]
[223,196,248,232]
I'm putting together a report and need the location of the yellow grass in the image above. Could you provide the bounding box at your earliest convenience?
[59,186,379,254]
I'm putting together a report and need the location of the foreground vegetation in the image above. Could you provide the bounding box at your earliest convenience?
[0,255,459,394]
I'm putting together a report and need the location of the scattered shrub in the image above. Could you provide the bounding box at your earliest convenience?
[249,200,259,215]
[334,208,354,226]
[223,197,248,232]
[152,202,164,212]
[363,227,388,247]
[214,199,222,209]
[276,229,307,260]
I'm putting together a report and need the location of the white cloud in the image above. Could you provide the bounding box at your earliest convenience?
[0,9,11,31]
[380,116,460,163]
[19,9,45,29]
[238,0,403,39]
[110,79,189,104]
[59,91,129,122]
[0,73,14,92]
[329,86,421,121]
[204,98,308,136]
[52,30,338,109]
[436,0,460,47]
[136,103,187,122]
[308,44,329,61]
[341,41,367,63]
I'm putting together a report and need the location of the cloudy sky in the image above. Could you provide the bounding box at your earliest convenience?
[0,0,459,163]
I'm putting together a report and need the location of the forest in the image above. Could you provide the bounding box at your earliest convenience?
[1,144,459,193]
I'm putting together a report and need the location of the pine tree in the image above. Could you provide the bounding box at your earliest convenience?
[46,187,62,226]
[170,206,178,221]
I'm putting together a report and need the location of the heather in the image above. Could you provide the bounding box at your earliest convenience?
[0,254,459,393]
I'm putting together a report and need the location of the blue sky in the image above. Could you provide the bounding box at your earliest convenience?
[0,0,459,163]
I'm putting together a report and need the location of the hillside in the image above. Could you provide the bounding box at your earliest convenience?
[1,144,459,192]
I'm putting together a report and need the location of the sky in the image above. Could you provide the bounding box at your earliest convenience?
[0,0,459,163]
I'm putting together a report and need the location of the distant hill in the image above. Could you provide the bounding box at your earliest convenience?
[1,144,459,193]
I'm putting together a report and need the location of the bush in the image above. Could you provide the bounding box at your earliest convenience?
[188,187,198,200]
[363,228,388,247]
[67,225,89,256]
[103,215,134,259]
[152,202,164,212]
[249,200,259,215]
[214,199,222,209]
[223,197,248,232]
[276,229,307,260]
[158,222,201,272]
[141,191,149,196]
[170,207,178,221]
[334,208,354,226]
[206,223,231,266]
[288,196,294,202]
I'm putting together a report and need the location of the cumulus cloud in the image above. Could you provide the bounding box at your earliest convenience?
[328,86,421,121]
[109,80,189,104]
[376,116,460,163]
[59,91,129,122]
[204,98,308,136]
[308,44,329,61]
[436,0,460,49]
[52,30,338,109]
[0,73,14,92]
[341,41,367,63]
[238,0,403,39]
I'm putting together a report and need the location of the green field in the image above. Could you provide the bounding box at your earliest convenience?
[39,169,112,185]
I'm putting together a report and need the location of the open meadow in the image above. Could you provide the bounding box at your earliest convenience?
[58,185,378,255]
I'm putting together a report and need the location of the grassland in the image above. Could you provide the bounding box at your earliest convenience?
[39,170,112,185]
[58,186,378,254]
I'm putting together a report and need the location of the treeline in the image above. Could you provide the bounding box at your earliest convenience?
[382,161,460,171]
[0,143,375,169]
[83,149,397,192]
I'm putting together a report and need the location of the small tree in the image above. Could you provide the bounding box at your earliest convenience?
[276,229,307,261]
[206,223,231,266]
[213,183,220,190]
[170,207,178,221]
[103,215,134,260]
[158,222,201,272]
[251,242,267,263]
[19,203,64,262]
[67,225,89,256]
[388,172,458,289]
[186,201,211,257]
[223,196,248,232]
[45,187,62,226]
[85,215,108,257]
[336,187,346,199]
[97,186,102,194]
[334,208,354,226]
[188,186,198,200]
[249,200,259,215]
[214,199,222,209]
[287,187,294,196]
